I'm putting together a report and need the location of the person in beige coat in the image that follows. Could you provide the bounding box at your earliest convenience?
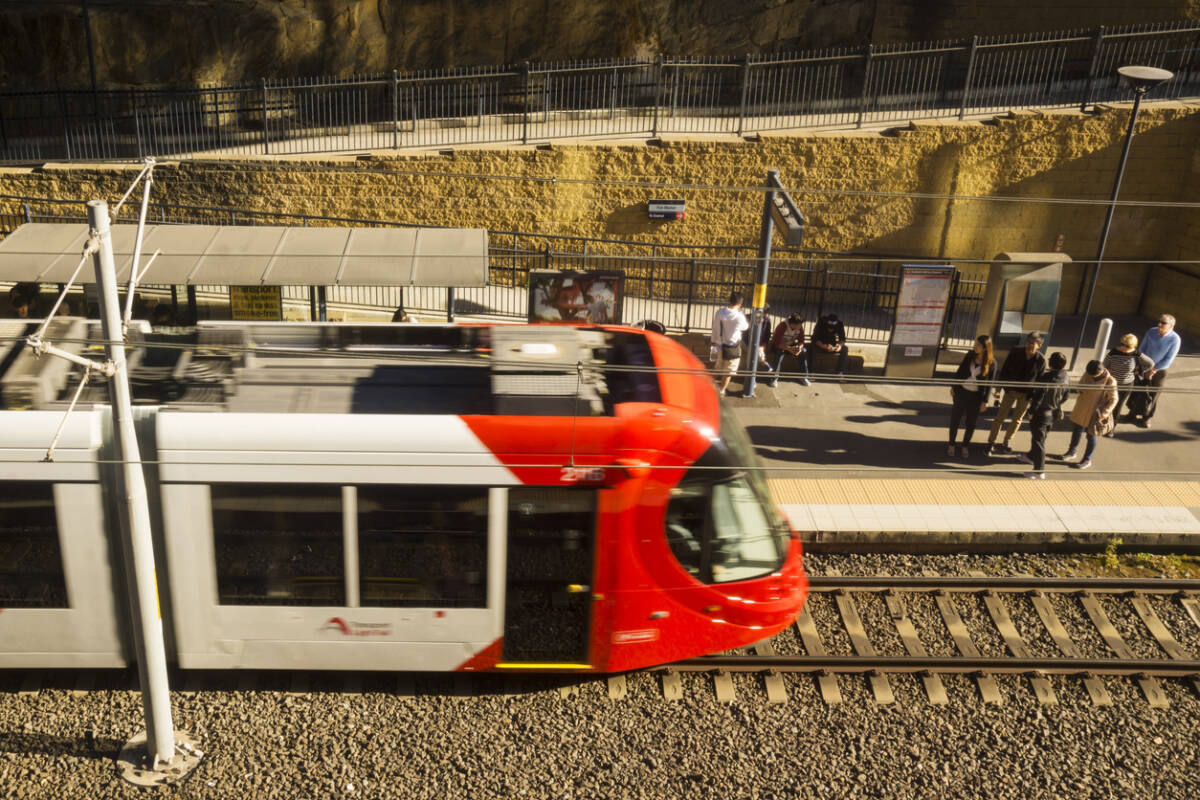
[1059,360,1118,470]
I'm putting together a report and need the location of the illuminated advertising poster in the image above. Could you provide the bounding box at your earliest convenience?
[528,271,624,325]
[884,265,955,378]
[230,286,284,321]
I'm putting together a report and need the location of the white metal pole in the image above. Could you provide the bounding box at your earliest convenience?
[88,199,176,766]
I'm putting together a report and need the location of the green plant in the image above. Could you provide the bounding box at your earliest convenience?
[1103,537,1123,571]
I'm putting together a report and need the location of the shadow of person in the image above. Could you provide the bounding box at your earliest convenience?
[0,731,122,760]
[749,424,936,469]
[843,399,964,430]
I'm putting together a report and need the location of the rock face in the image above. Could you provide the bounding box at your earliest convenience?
[0,0,873,89]
[3,106,1197,319]
[2,0,1193,90]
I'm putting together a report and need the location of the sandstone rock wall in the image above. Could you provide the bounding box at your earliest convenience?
[2,105,1197,318]
[2,1,1196,90]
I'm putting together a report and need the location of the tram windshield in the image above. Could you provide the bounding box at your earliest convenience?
[665,405,791,584]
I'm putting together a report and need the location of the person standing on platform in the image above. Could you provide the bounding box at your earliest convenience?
[947,335,995,458]
[1018,351,1070,479]
[1102,333,1153,435]
[1060,359,1118,471]
[709,291,749,397]
[986,332,1045,455]
[1126,313,1180,429]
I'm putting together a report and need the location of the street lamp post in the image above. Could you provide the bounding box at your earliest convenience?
[1071,65,1173,370]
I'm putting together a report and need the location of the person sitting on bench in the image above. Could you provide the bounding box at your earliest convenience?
[810,313,849,375]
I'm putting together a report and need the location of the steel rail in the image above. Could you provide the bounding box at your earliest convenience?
[807,577,1200,592]
[673,654,1200,677]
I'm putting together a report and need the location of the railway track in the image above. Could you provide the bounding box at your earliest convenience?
[7,577,1200,709]
[656,576,1200,707]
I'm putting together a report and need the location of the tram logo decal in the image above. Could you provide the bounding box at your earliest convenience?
[612,629,660,644]
[321,617,393,637]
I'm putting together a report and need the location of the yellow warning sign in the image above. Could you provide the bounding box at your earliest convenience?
[230,286,283,321]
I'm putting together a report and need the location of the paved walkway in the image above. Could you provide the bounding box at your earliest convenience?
[732,313,1200,546]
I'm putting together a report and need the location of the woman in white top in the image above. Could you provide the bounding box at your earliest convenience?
[947,335,996,458]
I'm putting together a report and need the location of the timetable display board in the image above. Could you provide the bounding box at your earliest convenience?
[230,286,284,321]
[884,265,955,378]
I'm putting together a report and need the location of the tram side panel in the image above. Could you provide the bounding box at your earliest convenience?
[156,412,518,671]
[0,410,126,668]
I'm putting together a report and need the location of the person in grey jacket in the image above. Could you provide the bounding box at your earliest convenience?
[1018,351,1070,479]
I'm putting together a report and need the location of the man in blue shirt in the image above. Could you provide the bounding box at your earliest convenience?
[1126,313,1181,428]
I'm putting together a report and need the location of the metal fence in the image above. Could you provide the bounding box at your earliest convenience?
[0,194,986,347]
[2,21,1200,162]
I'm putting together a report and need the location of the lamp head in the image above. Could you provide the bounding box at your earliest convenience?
[1117,65,1174,94]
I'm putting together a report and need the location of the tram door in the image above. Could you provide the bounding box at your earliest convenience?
[502,488,596,665]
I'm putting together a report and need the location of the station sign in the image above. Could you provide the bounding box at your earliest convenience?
[648,199,686,220]
[230,285,283,321]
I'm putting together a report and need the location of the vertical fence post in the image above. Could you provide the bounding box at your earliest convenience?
[258,79,270,155]
[23,201,32,223]
[737,55,751,137]
[392,69,400,149]
[818,262,828,319]
[685,257,697,333]
[447,287,456,322]
[59,91,72,161]
[132,90,144,159]
[522,62,531,145]
[1082,26,1107,111]
[652,54,663,138]
[959,36,980,120]
[0,94,9,152]
[543,244,551,271]
[944,270,960,347]
[610,68,617,120]
[857,45,874,129]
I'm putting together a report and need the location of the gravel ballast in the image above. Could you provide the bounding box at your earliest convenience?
[1,553,1198,799]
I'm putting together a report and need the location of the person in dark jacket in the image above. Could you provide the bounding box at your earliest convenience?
[947,335,995,458]
[986,332,1046,455]
[810,313,849,375]
[1017,351,1070,479]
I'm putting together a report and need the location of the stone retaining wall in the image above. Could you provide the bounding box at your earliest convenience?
[2,104,1197,325]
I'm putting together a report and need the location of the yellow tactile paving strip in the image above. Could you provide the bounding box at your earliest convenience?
[768,479,1200,508]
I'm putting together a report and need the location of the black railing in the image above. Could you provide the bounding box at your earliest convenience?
[2,21,1199,162]
[0,193,988,346]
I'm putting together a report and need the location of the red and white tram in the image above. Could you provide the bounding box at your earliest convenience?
[0,320,807,672]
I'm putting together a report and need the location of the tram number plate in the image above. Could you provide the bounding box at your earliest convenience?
[560,466,606,483]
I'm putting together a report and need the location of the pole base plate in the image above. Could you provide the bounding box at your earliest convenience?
[116,729,204,787]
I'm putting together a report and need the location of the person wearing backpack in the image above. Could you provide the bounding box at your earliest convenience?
[1018,351,1070,479]
[1102,333,1153,436]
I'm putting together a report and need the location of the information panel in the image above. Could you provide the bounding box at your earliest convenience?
[230,286,284,321]
[884,265,955,378]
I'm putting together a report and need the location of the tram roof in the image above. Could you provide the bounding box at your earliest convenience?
[1,320,663,416]
[0,223,489,287]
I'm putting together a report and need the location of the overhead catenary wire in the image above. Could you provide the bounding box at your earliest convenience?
[0,331,1194,395]
[0,453,1194,478]
[13,159,1200,209]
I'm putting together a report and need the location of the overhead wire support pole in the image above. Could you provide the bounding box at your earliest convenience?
[86,200,202,786]
[1070,66,1172,371]
[743,169,778,399]
[122,157,156,331]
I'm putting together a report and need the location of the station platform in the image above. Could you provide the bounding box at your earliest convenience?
[768,479,1200,551]
[737,314,1200,551]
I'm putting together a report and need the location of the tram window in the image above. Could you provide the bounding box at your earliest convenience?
[211,484,343,606]
[0,482,68,608]
[357,486,488,608]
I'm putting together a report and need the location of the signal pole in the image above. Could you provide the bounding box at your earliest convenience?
[87,200,203,786]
